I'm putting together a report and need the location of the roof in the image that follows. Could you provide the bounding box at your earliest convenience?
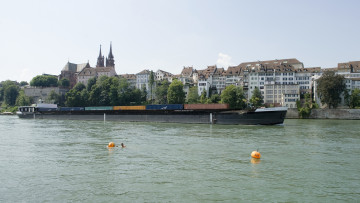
[95,66,115,72]
[295,67,321,73]
[338,61,360,73]
[181,67,193,77]
[156,69,173,77]
[78,67,96,76]
[239,58,302,67]
[120,74,136,80]
[137,69,151,75]
[62,62,87,72]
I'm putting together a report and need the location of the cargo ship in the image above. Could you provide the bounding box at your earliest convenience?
[16,103,287,125]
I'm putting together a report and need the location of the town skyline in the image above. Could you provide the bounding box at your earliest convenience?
[1,0,360,82]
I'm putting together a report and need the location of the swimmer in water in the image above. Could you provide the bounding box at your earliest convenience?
[121,143,126,148]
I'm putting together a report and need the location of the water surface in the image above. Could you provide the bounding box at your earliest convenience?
[0,116,359,202]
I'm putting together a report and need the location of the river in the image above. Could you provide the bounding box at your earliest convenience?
[0,116,359,202]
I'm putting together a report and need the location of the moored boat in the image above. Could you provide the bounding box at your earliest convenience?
[17,104,287,125]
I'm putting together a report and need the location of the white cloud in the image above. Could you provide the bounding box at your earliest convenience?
[216,53,233,68]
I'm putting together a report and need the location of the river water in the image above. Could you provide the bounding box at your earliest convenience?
[0,116,359,202]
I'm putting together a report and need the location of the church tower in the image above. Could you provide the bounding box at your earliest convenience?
[96,45,105,67]
[106,42,115,67]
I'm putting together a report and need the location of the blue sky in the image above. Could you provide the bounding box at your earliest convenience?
[1,0,359,82]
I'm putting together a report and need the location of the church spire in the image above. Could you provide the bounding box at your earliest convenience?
[96,45,104,67]
[108,42,114,58]
[106,42,115,67]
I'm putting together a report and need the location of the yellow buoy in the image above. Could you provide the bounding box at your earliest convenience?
[108,142,115,148]
[251,150,261,159]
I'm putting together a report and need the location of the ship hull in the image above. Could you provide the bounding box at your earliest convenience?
[17,109,287,125]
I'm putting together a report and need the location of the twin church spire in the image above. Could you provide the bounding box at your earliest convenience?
[96,43,115,67]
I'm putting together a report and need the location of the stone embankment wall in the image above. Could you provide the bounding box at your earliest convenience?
[285,108,360,120]
[285,108,299,119]
[310,109,360,119]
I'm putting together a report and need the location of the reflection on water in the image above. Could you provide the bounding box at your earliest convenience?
[0,116,360,202]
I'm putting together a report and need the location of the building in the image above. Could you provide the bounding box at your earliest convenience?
[60,62,87,88]
[264,84,300,108]
[136,69,152,99]
[155,69,173,82]
[77,63,96,86]
[60,44,117,88]
[119,74,137,88]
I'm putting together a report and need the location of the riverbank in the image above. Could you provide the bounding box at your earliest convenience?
[286,108,360,120]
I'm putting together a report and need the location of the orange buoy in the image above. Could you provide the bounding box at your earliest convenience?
[108,142,115,148]
[251,150,261,159]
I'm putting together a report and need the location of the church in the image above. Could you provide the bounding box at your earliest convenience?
[60,43,117,88]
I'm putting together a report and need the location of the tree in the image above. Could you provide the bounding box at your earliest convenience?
[30,75,58,87]
[187,86,199,104]
[141,86,148,103]
[46,90,60,104]
[155,80,170,104]
[0,80,18,102]
[200,89,207,104]
[149,71,155,103]
[15,90,31,106]
[221,85,246,109]
[87,77,97,91]
[65,83,88,107]
[88,85,101,106]
[209,94,221,104]
[20,81,29,86]
[347,88,360,108]
[167,79,185,104]
[4,85,19,106]
[58,78,70,87]
[316,71,346,109]
[249,87,263,108]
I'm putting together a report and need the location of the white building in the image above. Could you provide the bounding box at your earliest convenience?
[155,69,173,82]
[264,84,300,108]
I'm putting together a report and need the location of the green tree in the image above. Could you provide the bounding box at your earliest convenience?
[249,87,263,108]
[87,77,97,92]
[155,80,170,104]
[167,79,185,104]
[88,85,101,106]
[149,71,155,103]
[30,75,58,87]
[316,71,346,108]
[46,90,60,104]
[4,85,19,106]
[20,81,29,86]
[200,89,207,104]
[0,80,18,102]
[141,86,148,103]
[187,86,199,104]
[348,88,360,108]
[58,78,70,87]
[65,83,87,107]
[221,85,246,109]
[15,90,31,106]
[130,88,143,105]
[209,94,221,104]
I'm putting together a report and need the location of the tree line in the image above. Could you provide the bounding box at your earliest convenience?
[62,75,264,109]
